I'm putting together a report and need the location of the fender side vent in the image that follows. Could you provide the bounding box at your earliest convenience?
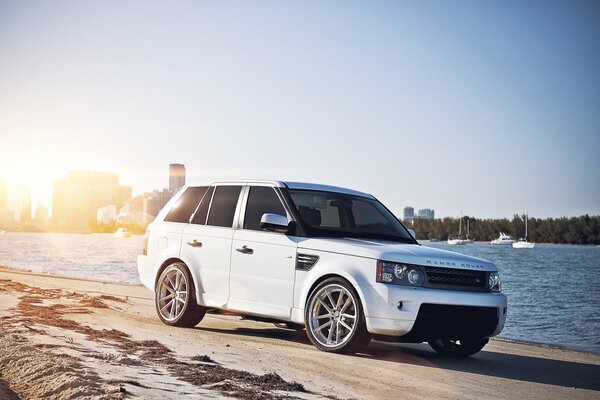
[296,254,319,271]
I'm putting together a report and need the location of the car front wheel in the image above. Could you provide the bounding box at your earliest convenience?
[305,277,371,354]
[428,338,489,357]
[155,262,206,327]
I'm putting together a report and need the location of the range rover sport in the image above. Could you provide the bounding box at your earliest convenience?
[138,181,507,356]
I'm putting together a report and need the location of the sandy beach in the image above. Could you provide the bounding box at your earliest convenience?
[0,266,598,400]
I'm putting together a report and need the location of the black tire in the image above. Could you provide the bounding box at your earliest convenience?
[305,277,371,354]
[155,262,207,328]
[428,338,489,357]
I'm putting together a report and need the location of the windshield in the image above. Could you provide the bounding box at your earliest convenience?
[287,189,417,243]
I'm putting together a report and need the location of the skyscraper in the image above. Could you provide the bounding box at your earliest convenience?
[53,171,132,231]
[403,206,415,221]
[417,208,435,219]
[169,163,185,192]
[7,184,32,223]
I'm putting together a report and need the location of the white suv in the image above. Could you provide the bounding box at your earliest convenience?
[138,181,507,356]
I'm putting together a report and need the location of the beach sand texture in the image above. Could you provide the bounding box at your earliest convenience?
[0,267,598,399]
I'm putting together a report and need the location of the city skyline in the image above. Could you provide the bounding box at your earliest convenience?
[1,2,599,219]
[0,165,597,221]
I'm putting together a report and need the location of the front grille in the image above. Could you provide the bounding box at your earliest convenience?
[408,304,499,340]
[425,267,488,292]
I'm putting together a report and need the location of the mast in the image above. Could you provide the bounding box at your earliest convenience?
[459,211,462,238]
[525,202,528,241]
[467,218,470,240]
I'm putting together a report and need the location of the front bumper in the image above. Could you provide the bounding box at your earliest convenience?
[360,283,507,339]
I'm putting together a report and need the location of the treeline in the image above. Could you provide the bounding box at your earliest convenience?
[407,215,600,245]
[89,221,146,235]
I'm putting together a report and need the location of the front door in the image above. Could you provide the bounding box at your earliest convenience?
[228,186,298,319]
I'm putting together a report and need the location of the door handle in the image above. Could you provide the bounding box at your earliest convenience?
[187,239,203,248]
[235,245,253,254]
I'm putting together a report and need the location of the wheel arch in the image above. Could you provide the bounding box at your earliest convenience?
[154,257,186,290]
[155,257,205,306]
[302,272,368,317]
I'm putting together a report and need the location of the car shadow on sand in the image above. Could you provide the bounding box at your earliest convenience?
[362,341,600,392]
[197,323,600,392]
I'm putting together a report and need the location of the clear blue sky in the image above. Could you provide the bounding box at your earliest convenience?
[0,0,598,218]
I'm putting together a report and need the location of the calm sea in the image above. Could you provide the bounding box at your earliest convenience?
[1,232,598,354]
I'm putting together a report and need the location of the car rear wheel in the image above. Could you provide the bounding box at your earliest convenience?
[155,262,206,327]
[428,338,489,357]
[305,277,371,354]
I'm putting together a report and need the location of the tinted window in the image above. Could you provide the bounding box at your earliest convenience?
[164,186,208,223]
[206,186,242,227]
[191,186,214,225]
[244,186,286,230]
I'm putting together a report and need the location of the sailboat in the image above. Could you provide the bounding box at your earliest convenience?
[513,205,535,249]
[448,212,469,245]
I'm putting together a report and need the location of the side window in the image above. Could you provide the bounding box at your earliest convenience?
[191,186,214,225]
[244,186,286,230]
[206,186,242,228]
[164,186,208,223]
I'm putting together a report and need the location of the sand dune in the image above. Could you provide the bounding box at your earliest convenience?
[0,267,598,399]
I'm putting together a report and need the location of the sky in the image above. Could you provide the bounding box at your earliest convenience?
[0,0,599,218]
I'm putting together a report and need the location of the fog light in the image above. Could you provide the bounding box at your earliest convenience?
[397,301,403,310]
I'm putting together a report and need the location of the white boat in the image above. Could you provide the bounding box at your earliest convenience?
[491,232,516,245]
[513,205,535,249]
[448,212,469,245]
[114,227,132,238]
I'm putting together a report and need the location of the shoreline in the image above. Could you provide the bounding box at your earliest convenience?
[0,267,599,399]
[3,230,600,245]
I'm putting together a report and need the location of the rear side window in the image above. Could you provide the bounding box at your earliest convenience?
[191,186,214,225]
[244,186,286,230]
[206,186,242,227]
[164,186,208,223]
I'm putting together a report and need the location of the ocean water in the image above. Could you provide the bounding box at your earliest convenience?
[0,232,598,354]
[424,241,600,354]
[0,232,143,284]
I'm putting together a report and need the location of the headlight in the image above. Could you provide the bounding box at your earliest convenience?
[489,272,501,292]
[377,260,425,287]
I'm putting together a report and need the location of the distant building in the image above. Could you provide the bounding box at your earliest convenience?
[417,208,435,219]
[35,205,48,220]
[0,179,6,209]
[169,164,185,192]
[118,193,153,227]
[97,205,117,224]
[53,171,132,231]
[7,184,32,223]
[145,188,173,218]
[403,206,415,221]
[0,208,15,229]
[34,205,49,228]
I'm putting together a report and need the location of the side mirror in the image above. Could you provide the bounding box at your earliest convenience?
[408,229,416,240]
[260,213,290,233]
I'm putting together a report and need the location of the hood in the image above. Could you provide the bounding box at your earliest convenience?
[297,237,497,272]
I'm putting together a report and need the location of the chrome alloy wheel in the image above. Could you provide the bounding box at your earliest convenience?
[157,265,189,321]
[308,284,358,348]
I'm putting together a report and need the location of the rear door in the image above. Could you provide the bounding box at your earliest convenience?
[181,185,242,308]
[229,185,299,319]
